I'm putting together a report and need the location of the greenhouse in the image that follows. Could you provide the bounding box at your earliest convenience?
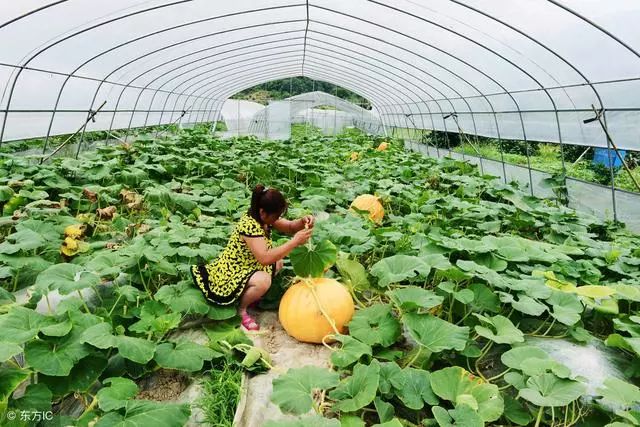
[1,1,640,426]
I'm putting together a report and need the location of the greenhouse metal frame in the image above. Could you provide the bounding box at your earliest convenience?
[1,1,639,223]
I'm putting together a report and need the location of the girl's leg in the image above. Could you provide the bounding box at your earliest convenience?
[239,271,272,317]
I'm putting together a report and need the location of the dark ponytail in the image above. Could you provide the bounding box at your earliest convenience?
[249,184,287,223]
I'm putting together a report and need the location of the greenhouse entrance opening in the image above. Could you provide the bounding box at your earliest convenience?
[218,86,383,140]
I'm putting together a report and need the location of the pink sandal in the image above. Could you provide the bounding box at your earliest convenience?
[241,312,260,331]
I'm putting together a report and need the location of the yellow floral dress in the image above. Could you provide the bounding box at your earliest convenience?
[191,213,274,305]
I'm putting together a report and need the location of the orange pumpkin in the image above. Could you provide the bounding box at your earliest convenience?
[350,194,384,224]
[376,141,389,151]
[279,278,355,344]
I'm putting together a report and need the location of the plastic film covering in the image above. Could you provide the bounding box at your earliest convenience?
[219,99,265,137]
[0,0,638,151]
[248,91,382,137]
[405,140,640,233]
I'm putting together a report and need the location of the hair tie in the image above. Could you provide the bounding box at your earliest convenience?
[262,187,268,194]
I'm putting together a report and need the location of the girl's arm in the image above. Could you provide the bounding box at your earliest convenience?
[273,215,315,235]
[242,228,312,265]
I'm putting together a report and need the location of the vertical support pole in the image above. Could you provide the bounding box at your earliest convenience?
[525,139,534,196]
[497,136,508,184]
[333,84,337,137]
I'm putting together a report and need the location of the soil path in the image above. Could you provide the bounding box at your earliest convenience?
[233,310,332,426]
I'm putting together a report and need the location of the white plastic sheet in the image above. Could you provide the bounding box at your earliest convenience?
[0,0,638,149]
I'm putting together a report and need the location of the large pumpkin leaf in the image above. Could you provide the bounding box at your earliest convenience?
[81,322,156,364]
[370,255,432,287]
[473,314,524,344]
[0,306,48,344]
[264,416,340,427]
[11,383,52,412]
[374,397,395,423]
[336,254,370,290]
[348,304,401,347]
[386,286,443,312]
[518,373,585,407]
[403,313,469,353]
[0,342,22,363]
[154,341,216,371]
[330,360,380,412]
[96,377,139,412]
[24,333,90,377]
[154,281,210,315]
[40,354,108,397]
[548,291,583,326]
[501,346,550,370]
[378,362,403,396]
[271,366,340,415]
[389,367,438,410]
[330,335,372,368]
[430,366,504,422]
[94,400,190,427]
[0,367,30,403]
[432,405,484,427]
[0,228,46,254]
[597,378,640,409]
[290,240,337,277]
[35,263,101,295]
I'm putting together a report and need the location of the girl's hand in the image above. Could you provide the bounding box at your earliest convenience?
[302,215,315,229]
[293,228,313,246]
[275,259,284,272]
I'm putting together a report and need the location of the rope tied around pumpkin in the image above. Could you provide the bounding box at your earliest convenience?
[300,278,342,341]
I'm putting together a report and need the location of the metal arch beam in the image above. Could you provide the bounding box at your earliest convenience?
[152,61,304,131]
[139,41,306,128]
[138,32,448,131]
[545,0,640,220]
[82,24,306,135]
[155,21,490,143]
[165,50,406,120]
[181,51,418,126]
[0,0,199,142]
[181,62,397,125]
[306,16,515,174]
[121,51,306,134]
[178,28,482,129]
[5,5,505,145]
[182,58,405,125]
[313,15,526,147]
[546,0,640,60]
[3,0,616,152]
[137,38,304,127]
[1,5,309,144]
[198,69,394,125]
[223,71,388,131]
[305,51,436,134]
[183,45,429,124]
[189,69,390,132]
[89,30,299,137]
[83,35,306,144]
[7,5,500,131]
[305,22,511,149]
[0,1,68,30]
[192,58,415,127]
[39,19,307,151]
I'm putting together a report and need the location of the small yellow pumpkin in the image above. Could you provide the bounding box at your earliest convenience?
[350,152,359,162]
[64,224,85,239]
[376,141,389,151]
[279,278,355,344]
[350,194,384,224]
